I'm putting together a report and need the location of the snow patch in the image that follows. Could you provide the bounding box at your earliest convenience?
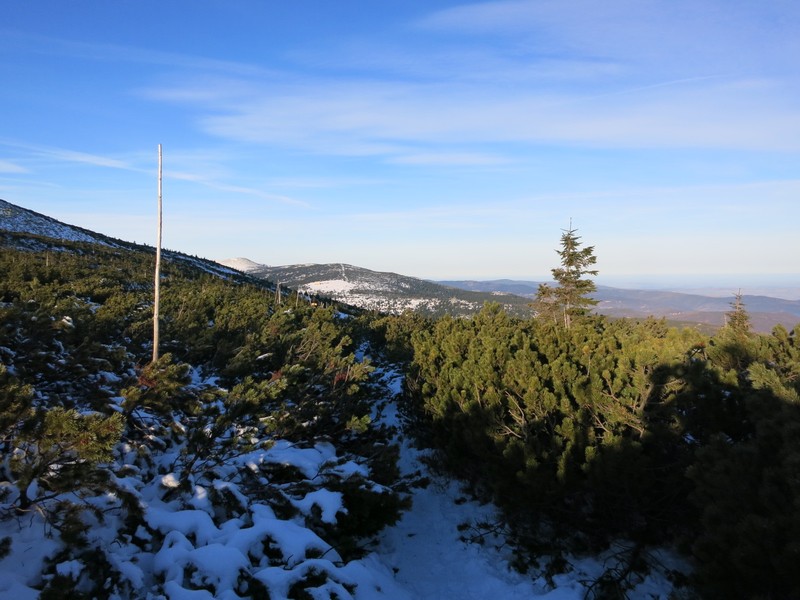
[215,257,264,272]
[302,279,359,294]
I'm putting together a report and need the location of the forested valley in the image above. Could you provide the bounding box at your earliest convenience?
[1,228,799,599]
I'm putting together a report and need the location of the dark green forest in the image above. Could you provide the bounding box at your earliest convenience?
[2,228,799,598]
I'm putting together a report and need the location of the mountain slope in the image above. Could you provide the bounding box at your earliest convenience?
[0,198,260,285]
[228,262,799,331]
[1,198,112,246]
[0,216,409,598]
[217,257,263,273]
[236,262,535,317]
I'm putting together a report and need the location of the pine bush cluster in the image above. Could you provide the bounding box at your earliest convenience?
[0,235,406,598]
[404,301,800,597]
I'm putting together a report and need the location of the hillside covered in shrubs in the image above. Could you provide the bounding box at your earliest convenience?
[1,224,799,599]
[0,232,409,598]
[370,229,800,599]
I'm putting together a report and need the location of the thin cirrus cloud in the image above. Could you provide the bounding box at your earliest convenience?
[414,0,799,73]
[2,30,268,77]
[2,1,797,279]
[173,175,308,208]
[0,138,307,207]
[0,159,29,174]
[0,139,137,171]
[134,0,800,159]
[161,161,310,208]
[151,72,800,156]
[387,152,511,166]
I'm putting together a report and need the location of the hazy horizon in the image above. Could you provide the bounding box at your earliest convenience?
[437,273,800,299]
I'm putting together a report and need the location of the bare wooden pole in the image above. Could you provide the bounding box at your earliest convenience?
[152,144,163,363]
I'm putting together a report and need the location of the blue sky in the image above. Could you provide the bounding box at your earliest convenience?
[1,1,798,284]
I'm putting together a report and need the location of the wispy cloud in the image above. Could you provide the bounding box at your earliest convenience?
[388,151,511,166]
[0,139,138,171]
[168,171,308,207]
[43,148,134,170]
[2,1,795,280]
[134,0,799,158]
[0,139,307,207]
[415,0,800,75]
[148,72,800,154]
[0,159,29,174]
[2,30,268,76]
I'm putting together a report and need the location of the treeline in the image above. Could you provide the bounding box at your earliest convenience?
[0,235,405,598]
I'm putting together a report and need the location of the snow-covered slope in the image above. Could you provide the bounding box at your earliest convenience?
[0,199,255,284]
[216,257,264,273]
[0,198,111,246]
[238,262,533,317]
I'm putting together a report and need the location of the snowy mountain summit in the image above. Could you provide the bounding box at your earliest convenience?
[216,257,265,273]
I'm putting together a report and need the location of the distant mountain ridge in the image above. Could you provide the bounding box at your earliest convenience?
[221,261,535,317]
[441,279,800,332]
[440,279,800,313]
[220,260,799,331]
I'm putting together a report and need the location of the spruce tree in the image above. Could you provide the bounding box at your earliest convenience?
[726,290,751,336]
[534,224,598,328]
